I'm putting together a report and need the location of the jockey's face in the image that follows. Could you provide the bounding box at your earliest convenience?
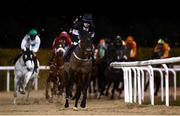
[30,35,36,40]
[83,22,90,28]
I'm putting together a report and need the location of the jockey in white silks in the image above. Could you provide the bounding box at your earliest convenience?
[21,29,41,72]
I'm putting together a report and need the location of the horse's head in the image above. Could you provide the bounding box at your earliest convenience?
[56,47,65,57]
[79,31,93,56]
[22,48,34,70]
[107,44,127,64]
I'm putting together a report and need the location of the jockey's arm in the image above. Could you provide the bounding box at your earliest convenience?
[31,36,41,53]
[130,42,137,58]
[161,43,170,59]
[154,44,162,53]
[21,35,28,51]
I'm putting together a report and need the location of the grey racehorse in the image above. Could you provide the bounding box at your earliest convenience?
[13,48,39,105]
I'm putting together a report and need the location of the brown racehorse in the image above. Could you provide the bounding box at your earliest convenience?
[64,31,93,110]
[45,47,67,103]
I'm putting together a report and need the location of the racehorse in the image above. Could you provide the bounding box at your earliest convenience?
[144,51,173,96]
[13,48,39,105]
[95,44,109,99]
[45,47,67,103]
[104,43,128,99]
[64,31,93,110]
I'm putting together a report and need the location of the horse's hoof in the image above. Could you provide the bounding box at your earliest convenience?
[105,92,109,96]
[94,90,97,93]
[80,102,86,108]
[71,96,76,100]
[64,103,69,108]
[20,91,26,94]
[73,107,78,111]
[13,100,16,105]
[97,93,101,99]
[45,95,49,99]
[80,104,86,108]
[48,98,53,103]
[154,93,158,96]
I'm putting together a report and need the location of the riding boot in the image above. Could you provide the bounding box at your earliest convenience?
[64,44,77,62]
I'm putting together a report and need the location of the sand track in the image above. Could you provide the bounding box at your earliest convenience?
[0,89,180,115]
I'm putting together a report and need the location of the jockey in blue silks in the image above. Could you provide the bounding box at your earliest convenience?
[64,13,95,61]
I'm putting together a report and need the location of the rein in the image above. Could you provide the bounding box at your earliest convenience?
[73,52,91,61]
[74,43,92,61]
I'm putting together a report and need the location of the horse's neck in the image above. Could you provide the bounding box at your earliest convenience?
[74,46,84,57]
[55,57,64,67]
[18,56,25,66]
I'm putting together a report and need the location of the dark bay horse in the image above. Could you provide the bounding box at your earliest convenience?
[96,45,109,98]
[64,31,93,110]
[45,47,67,102]
[105,43,128,99]
[144,51,172,96]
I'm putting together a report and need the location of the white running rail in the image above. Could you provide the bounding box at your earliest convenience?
[0,66,49,92]
[110,56,180,106]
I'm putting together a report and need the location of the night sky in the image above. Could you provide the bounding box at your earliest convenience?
[0,1,179,48]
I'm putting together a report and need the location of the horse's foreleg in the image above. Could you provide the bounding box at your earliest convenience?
[80,83,88,108]
[93,78,97,93]
[74,85,81,110]
[64,79,73,108]
[45,76,51,99]
[22,72,32,94]
[144,78,149,92]
[111,82,119,99]
[13,76,18,105]
[105,81,111,96]
[58,76,65,95]
[26,78,34,101]
[154,76,161,96]
[118,82,124,99]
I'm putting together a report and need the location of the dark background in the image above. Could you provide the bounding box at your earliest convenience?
[0,0,179,48]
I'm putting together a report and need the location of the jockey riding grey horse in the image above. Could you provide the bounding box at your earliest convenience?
[13,48,39,105]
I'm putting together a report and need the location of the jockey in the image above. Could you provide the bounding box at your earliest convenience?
[125,35,137,61]
[49,31,72,63]
[21,29,41,72]
[64,13,95,61]
[113,35,126,47]
[112,35,128,61]
[96,39,107,60]
[153,38,171,59]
